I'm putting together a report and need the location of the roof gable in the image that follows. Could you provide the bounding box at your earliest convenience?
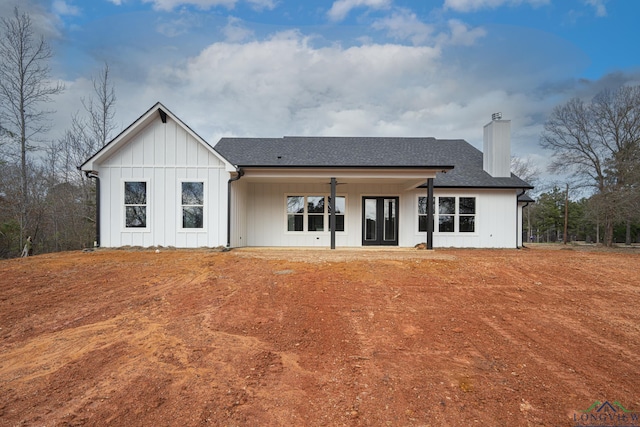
[81,102,233,172]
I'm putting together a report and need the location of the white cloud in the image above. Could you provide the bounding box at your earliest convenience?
[445,19,486,46]
[222,16,254,42]
[52,0,80,16]
[141,0,276,11]
[584,0,607,17]
[372,9,435,45]
[327,0,392,22]
[247,0,277,11]
[443,0,549,12]
[156,13,201,37]
[372,11,485,47]
[143,0,235,10]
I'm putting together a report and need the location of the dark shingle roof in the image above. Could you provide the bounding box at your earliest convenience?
[213,136,533,189]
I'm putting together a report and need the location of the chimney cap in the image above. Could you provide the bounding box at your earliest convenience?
[491,112,502,121]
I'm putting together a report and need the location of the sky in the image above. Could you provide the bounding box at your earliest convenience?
[2,0,640,185]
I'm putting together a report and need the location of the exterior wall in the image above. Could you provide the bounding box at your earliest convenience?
[517,203,525,247]
[403,188,519,248]
[239,182,520,248]
[243,181,404,247]
[230,179,249,247]
[98,116,229,248]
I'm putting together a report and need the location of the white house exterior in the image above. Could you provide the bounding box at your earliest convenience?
[81,103,533,249]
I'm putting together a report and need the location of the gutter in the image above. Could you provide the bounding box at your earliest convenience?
[227,167,245,248]
[81,169,100,247]
[516,189,526,249]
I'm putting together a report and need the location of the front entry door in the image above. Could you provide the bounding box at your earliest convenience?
[362,197,399,246]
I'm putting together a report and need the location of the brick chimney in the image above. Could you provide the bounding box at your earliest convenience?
[483,113,511,178]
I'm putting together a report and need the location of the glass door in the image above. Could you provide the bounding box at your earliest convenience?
[362,197,399,246]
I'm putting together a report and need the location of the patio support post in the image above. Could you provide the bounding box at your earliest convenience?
[427,178,434,250]
[330,177,336,249]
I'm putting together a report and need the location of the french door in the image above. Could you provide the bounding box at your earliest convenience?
[362,197,399,246]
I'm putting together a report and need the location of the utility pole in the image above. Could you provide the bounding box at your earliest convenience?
[563,183,569,244]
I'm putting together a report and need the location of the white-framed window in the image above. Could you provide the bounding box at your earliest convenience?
[418,196,476,233]
[286,195,346,232]
[181,181,205,229]
[124,180,148,229]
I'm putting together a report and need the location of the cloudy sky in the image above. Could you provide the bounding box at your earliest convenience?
[3,0,640,173]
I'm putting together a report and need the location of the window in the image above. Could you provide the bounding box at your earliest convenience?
[438,197,455,232]
[125,181,147,228]
[182,182,204,229]
[286,195,346,232]
[458,197,476,232]
[307,196,325,231]
[329,196,345,232]
[287,196,304,231]
[417,196,476,233]
[418,196,431,232]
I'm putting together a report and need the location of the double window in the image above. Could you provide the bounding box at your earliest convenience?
[287,195,345,232]
[418,196,476,233]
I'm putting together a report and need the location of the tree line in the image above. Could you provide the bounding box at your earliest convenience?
[528,85,640,246]
[0,8,116,258]
[1,8,639,257]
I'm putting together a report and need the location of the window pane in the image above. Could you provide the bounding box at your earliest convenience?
[307,196,324,213]
[384,198,396,241]
[288,214,303,231]
[125,182,146,204]
[364,199,377,241]
[418,215,428,232]
[418,197,428,215]
[308,215,324,231]
[182,182,204,205]
[459,197,476,214]
[439,197,455,215]
[439,215,454,232]
[329,214,345,232]
[287,196,304,213]
[183,206,203,228]
[460,216,475,232]
[126,206,146,228]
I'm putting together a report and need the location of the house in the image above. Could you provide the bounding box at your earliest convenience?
[80,102,533,249]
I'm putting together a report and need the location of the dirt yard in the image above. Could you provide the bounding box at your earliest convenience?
[0,245,638,426]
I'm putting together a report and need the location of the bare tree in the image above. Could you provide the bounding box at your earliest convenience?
[82,62,117,148]
[540,86,640,246]
[511,155,540,190]
[0,7,64,246]
[45,63,117,250]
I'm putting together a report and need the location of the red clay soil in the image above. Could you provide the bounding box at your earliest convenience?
[0,245,639,426]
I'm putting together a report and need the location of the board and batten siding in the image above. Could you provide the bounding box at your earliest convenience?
[98,116,229,248]
[403,188,520,248]
[238,182,521,248]
[242,182,405,247]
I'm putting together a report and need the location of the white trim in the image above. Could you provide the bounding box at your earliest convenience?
[102,165,225,170]
[122,178,151,232]
[178,179,208,233]
[81,102,234,172]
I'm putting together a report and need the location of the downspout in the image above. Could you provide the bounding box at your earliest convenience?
[227,167,244,248]
[516,189,526,249]
[83,170,100,247]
